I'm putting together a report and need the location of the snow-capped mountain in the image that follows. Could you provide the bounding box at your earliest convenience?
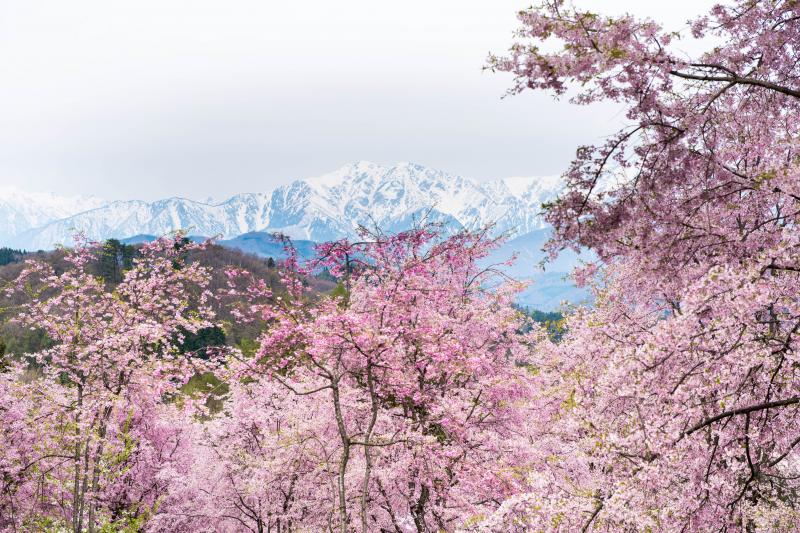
[0,186,107,247]
[7,162,563,250]
[276,161,562,241]
[11,196,275,251]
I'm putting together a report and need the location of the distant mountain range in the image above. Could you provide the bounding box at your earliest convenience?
[0,187,106,247]
[0,162,589,310]
[2,162,561,250]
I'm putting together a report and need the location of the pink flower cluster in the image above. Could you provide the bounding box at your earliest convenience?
[485,0,800,530]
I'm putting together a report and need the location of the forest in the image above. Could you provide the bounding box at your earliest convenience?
[2,0,800,531]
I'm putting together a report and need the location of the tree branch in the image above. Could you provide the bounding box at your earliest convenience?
[669,70,800,99]
[685,397,800,436]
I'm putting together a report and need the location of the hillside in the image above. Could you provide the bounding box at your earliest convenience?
[0,241,336,361]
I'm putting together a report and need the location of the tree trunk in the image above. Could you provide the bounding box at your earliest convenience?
[331,378,351,533]
[86,435,107,533]
[360,363,378,533]
[71,386,83,533]
[411,484,429,533]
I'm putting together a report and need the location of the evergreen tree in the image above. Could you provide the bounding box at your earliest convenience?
[96,239,137,284]
[0,248,24,266]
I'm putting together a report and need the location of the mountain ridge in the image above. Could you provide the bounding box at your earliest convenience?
[5,162,562,250]
[0,186,106,246]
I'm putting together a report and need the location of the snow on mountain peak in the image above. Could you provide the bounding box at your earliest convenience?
[305,161,385,190]
[0,187,107,247]
[4,163,565,250]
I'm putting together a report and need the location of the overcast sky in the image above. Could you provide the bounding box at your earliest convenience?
[0,0,717,201]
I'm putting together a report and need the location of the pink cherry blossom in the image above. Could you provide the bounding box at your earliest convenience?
[487,0,800,530]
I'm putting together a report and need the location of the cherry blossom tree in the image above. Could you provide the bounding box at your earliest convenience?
[215,227,537,533]
[150,372,340,533]
[0,227,541,533]
[0,235,220,532]
[487,0,800,530]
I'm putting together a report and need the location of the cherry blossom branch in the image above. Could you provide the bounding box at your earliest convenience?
[684,397,800,436]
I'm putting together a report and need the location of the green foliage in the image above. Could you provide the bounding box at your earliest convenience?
[515,305,566,341]
[329,281,350,305]
[105,412,136,474]
[181,371,229,414]
[1,325,53,356]
[176,325,226,360]
[0,247,24,266]
[236,337,260,358]
[97,504,157,533]
[96,239,137,284]
[22,515,66,532]
[316,266,337,282]
[169,236,193,270]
